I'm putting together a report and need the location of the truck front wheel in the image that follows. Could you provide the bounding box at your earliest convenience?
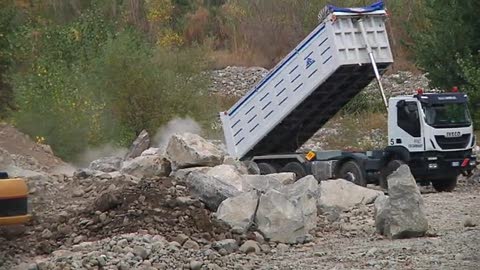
[338,161,366,187]
[432,177,457,192]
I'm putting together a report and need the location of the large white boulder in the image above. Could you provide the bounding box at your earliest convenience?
[89,157,123,173]
[206,165,244,192]
[166,133,224,170]
[125,129,150,160]
[374,165,429,239]
[242,175,282,193]
[256,176,319,243]
[185,172,241,210]
[121,155,171,178]
[317,179,383,211]
[216,191,260,233]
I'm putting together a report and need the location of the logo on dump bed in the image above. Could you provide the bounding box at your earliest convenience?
[306,57,316,69]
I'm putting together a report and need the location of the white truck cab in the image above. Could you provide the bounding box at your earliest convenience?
[385,91,476,190]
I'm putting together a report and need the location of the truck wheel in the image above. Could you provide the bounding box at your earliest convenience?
[338,161,366,187]
[379,159,405,190]
[257,163,278,175]
[432,177,458,192]
[281,162,307,180]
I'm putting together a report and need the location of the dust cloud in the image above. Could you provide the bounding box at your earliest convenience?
[153,117,202,152]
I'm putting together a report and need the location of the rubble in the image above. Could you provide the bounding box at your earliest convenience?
[1,123,480,269]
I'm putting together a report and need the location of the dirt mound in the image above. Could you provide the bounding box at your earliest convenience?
[0,123,66,173]
[0,176,229,265]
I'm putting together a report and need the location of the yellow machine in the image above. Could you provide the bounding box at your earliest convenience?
[0,172,30,225]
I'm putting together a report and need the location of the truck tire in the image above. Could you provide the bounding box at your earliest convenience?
[338,161,366,187]
[257,163,278,175]
[281,162,307,180]
[432,177,457,192]
[379,159,405,190]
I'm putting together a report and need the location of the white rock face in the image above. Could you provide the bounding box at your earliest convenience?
[89,157,123,173]
[185,172,241,210]
[268,173,296,185]
[141,147,161,156]
[166,133,224,170]
[374,165,429,239]
[121,155,171,178]
[206,165,244,192]
[170,167,211,181]
[216,191,260,233]
[125,129,150,160]
[317,179,383,211]
[242,175,282,193]
[256,176,319,243]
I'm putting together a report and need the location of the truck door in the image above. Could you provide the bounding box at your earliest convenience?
[390,100,424,152]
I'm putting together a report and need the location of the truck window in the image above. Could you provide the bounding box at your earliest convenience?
[397,101,421,137]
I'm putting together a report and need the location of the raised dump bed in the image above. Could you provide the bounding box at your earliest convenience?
[221,2,393,160]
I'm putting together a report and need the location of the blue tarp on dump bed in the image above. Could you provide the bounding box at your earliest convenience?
[318,1,385,22]
[327,1,384,13]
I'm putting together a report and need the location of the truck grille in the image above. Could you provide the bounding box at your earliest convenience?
[435,134,471,150]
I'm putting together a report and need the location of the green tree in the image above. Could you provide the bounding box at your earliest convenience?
[413,0,480,89]
[0,2,16,119]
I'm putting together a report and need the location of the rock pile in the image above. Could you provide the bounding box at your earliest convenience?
[208,67,430,98]
[208,66,268,97]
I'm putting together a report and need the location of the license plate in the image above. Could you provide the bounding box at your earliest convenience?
[451,161,460,167]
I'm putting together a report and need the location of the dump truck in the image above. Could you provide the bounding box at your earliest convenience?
[0,172,30,225]
[220,1,477,192]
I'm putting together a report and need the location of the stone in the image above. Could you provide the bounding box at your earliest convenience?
[170,167,211,181]
[216,190,259,233]
[239,240,261,254]
[166,133,224,170]
[242,175,282,193]
[374,165,429,239]
[190,260,203,270]
[464,216,477,228]
[185,172,241,210]
[141,147,161,156]
[72,188,85,198]
[256,176,319,243]
[183,239,200,250]
[268,173,296,185]
[89,157,123,173]
[125,130,150,160]
[206,164,245,191]
[133,246,149,259]
[317,179,383,211]
[121,155,171,179]
[94,192,121,212]
[212,239,238,254]
[41,228,53,239]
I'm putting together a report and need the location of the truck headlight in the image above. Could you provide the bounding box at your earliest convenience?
[427,157,438,161]
[428,163,438,169]
[470,161,476,166]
